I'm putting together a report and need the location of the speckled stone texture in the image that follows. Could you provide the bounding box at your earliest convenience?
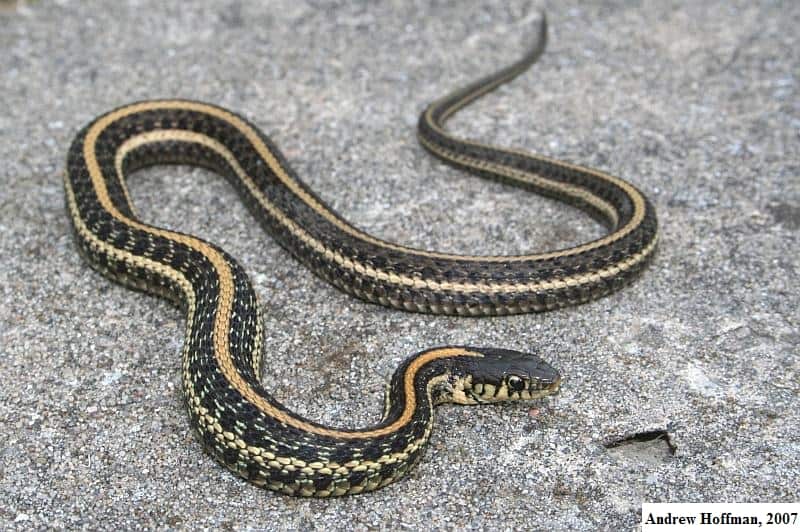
[1,0,797,529]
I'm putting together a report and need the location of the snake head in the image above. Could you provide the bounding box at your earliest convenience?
[453,347,561,405]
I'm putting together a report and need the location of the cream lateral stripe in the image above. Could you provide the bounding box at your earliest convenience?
[115,129,653,295]
[64,175,198,327]
[416,132,621,229]
[85,112,487,440]
[423,107,651,241]
[420,51,651,240]
[111,99,640,263]
[435,62,529,123]
[424,102,650,229]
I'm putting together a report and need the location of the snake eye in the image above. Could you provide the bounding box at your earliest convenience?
[507,375,525,392]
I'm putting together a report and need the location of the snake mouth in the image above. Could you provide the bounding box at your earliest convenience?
[467,389,490,404]
[547,376,562,394]
[465,382,561,404]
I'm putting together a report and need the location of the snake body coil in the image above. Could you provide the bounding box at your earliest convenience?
[65,16,657,496]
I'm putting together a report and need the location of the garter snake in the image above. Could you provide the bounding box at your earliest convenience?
[64,14,657,497]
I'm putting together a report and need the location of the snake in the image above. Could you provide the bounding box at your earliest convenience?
[64,14,657,497]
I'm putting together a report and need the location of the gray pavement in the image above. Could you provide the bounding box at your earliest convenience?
[1,1,797,529]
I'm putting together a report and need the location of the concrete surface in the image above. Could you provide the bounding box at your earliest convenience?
[1,0,797,529]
